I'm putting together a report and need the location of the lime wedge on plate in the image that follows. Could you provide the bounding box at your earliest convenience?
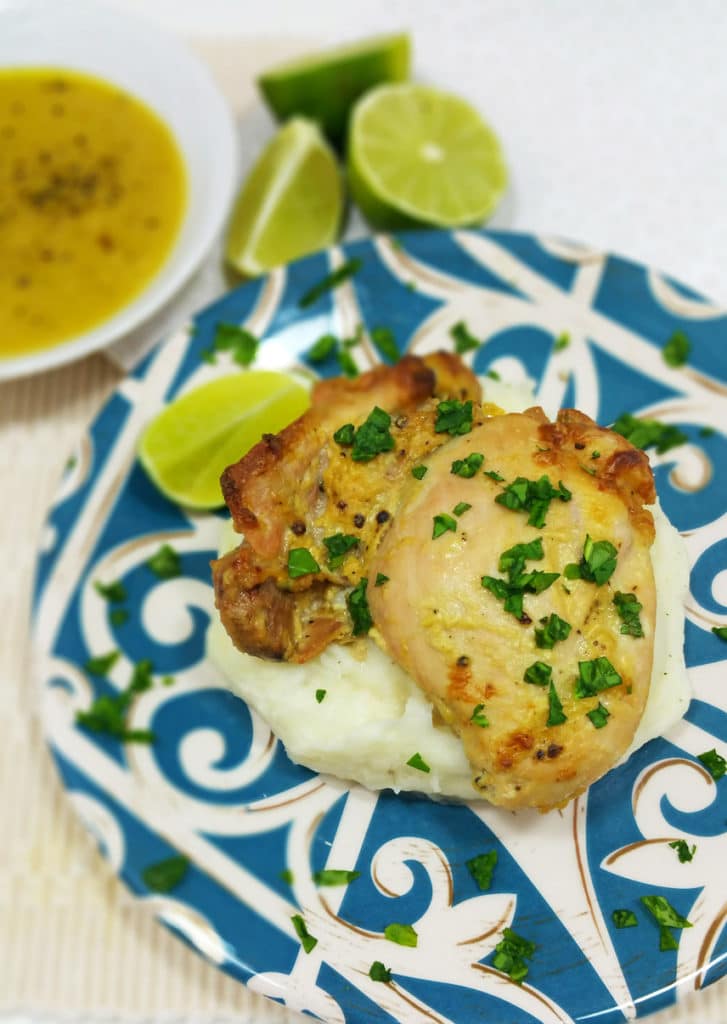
[348,83,507,229]
[138,371,310,509]
[258,34,410,147]
[225,118,343,278]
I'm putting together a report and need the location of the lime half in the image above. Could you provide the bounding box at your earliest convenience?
[258,34,410,147]
[225,118,343,278]
[138,371,310,509]
[348,83,507,230]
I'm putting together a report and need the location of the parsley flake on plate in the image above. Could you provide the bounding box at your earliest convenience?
[451,452,484,478]
[547,681,567,726]
[612,909,638,929]
[347,578,373,636]
[553,331,570,351]
[333,422,355,446]
[434,399,473,436]
[84,650,120,676]
[564,534,617,586]
[374,572,389,586]
[470,703,489,727]
[315,689,326,703]
[432,513,457,539]
[484,469,504,482]
[411,464,428,480]
[291,914,318,953]
[697,748,726,780]
[287,548,321,579]
[336,346,359,378]
[323,533,359,568]
[371,325,399,362]
[535,613,572,650]
[611,412,688,454]
[640,894,692,938]
[212,322,259,367]
[368,961,392,983]
[466,850,497,890]
[298,257,363,308]
[492,928,536,984]
[147,543,181,579]
[453,501,471,517]
[587,702,611,728]
[613,591,644,637]
[306,333,338,363]
[575,656,622,698]
[109,608,129,627]
[313,869,361,886]
[349,407,395,461]
[662,329,691,368]
[450,320,480,355]
[406,752,430,773]
[280,868,294,885]
[495,474,571,528]
[524,661,552,686]
[142,854,190,893]
[712,626,727,642]
[384,922,418,947]
[669,839,696,863]
[94,579,127,603]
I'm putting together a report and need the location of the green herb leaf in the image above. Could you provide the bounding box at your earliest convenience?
[147,544,181,580]
[576,657,622,698]
[492,928,536,984]
[375,573,389,586]
[587,702,611,728]
[470,703,489,727]
[524,661,552,686]
[499,538,543,579]
[212,322,259,366]
[547,681,567,726]
[84,650,120,676]
[450,320,480,355]
[565,534,617,586]
[350,407,395,461]
[663,329,691,368]
[700,426,716,438]
[94,579,127,603]
[347,578,373,636]
[435,399,473,436]
[291,913,318,953]
[484,469,505,482]
[313,869,361,886]
[162,675,175,686]
[384,923,418,947]
[712,626,727,642]
[611,412,688,455]
[315,689,326,703]
[495,475,571,528]
[591,450,600,460]
[142,855,190,893]
[697,748,726,780]
[612,909,638,928]
[613,591,644,637]
[128,659,154,694]
[659,926,679,951]
[323,533,359,568]
[306,333,338,363]
[369,961,392,983]
[280,868,294,884]
[669,839,696,863]
[453,501,472,517]
[411,464,428,480]
[371,325,399,362]
[535,613,572,650]
[336,346,359,378]
[553,331,570,351]
[486,369,501,381]
[451,452,485,478]
[333,423,355,446]
[640,894,692,930]
[466,850,498,890]
[432,513,457,539]
[298,257,363,308]
[76,695,128,737]
[406,752,430,773]
[287,548,321,579]
[110,608,129,627]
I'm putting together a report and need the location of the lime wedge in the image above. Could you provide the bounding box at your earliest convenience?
[258,34,410,147]
[225,118,343,277]
[138,371,310,509]
[348,83,507,230]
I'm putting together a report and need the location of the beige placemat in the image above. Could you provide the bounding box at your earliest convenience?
[0,31,724,1024]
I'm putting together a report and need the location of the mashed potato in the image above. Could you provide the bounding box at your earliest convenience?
[207,380,691,801]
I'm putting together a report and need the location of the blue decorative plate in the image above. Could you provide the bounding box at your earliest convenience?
[34,230,727,1024]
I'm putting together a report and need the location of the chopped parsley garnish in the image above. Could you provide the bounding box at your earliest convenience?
[553,331,570,351]
[451,452,484,478]
[280,868,294,884]
[298,257,363,308]
[315,689,326,703]
[435,399,473,436]
[700,426,716,437]
[162,675,175,686]
[313,869,361,886]
[432,513,457,539]
[470,703,489,727]
[591,450,600,460]
[110,608,129,627]
[524,661,552,686]
[291,914,318,953]
[565,534,617,585]
[612,909,638,929]
[369,961,392,983]
[336,346,359,378]
[212,322,259,366]
[375,573,389,586]
[499,537,543,577]
[371,325,399,362]
[85,650,120,676]
[384,923,418,947]
[453,501,472,517]
[76,658,159,743]
[411,464,428,480]
[575,657,622,698]
[339,406,396,461]
[306,333,338,362]
[333,422,355,446]
[492,928,536,984]
[535,613,572,650]
[486,369,501,381]
[482,538,559,620]
[323,533,359,568]
[697,748,726,780]
[712,626,727,642]
[129,659,154,694]
[547,681,567,726]
[640,894,692,941]
[669,839,696,863]
[142,855,189,892]
[450,320,480,354]
[611,412,688,454]
[484,469,504,482]
[466,850,498,890]
[587,702,611,728]
[94,579,127,603]
[495,475,571,528]
[406,752,430,773]
[659,927,679,952]
[287,548,321,579]
[613,591,644,637]
[347,579,372,635]
[663,329,691,368]
[147,543,181,579]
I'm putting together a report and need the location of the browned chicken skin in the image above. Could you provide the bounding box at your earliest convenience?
[212,357,657,810]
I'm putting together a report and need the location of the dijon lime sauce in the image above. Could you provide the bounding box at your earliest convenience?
[0,68,187,358]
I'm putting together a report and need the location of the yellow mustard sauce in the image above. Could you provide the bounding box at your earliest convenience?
[0,68,187,358]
